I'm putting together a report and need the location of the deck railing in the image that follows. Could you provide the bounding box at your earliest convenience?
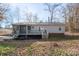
[19,30,48,35]
[27,30,44,35]
[15,30,48,39]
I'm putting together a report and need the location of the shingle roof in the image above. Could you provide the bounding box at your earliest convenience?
[12,22,65,26]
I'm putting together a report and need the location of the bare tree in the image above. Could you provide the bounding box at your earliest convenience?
[57,4,68,31]
[66,4,76,32]
[0,3,8,28]
[16,7,20,23]
[63,3,79,33]
[5,12,14,28]
[44,3,61,23]
[2,4,14,28]
[33,14,38,23]
[57,4,75,32]
[25,12,33,22]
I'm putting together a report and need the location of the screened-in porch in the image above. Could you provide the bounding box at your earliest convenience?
[12,25,48,39]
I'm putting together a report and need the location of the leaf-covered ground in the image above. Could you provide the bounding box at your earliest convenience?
[0,39,79,56]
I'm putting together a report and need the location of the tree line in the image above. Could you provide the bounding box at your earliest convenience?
[0,3,79,33]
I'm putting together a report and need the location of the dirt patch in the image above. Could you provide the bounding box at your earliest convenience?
[0,28,12,36]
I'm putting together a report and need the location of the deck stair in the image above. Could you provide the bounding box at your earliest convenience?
[42,30,48,39]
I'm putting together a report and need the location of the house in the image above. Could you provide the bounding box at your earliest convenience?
[12,22,65,39]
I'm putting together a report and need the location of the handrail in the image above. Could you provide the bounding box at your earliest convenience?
[27,30,43,34]
[11,31,19,39]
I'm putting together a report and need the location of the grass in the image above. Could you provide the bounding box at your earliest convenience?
[0,43,15,56]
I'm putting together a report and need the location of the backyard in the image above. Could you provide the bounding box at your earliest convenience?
[0,28,79,56]
[0,3,79,56]
[0,37,79,56]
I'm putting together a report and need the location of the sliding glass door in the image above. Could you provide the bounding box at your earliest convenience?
[20,25,26,34]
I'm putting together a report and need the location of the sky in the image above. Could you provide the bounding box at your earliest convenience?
[2,3,65,27]
[9,3,50,22]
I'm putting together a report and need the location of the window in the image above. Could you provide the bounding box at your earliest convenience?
[20,25,26,33]
[59,27,61,31]
[32,26,34,29]
[28,26,31,30]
